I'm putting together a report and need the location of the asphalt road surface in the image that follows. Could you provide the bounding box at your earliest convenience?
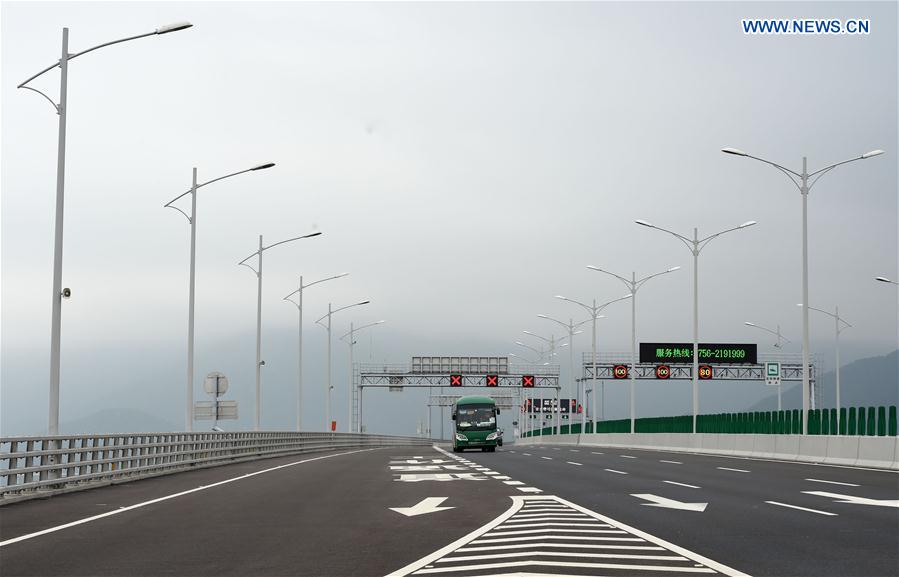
[1,442,896,576]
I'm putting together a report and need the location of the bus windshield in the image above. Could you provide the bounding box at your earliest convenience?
[455,404,496,431]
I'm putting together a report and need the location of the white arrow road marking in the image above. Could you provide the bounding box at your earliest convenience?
[390,497,455,517]
[802,491,899,508]
[632,494,708,512]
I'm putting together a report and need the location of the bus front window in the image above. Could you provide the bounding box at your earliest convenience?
[456,405,496,431]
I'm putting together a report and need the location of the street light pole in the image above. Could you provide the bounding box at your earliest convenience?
[340,320,384,433]
[165,162,275,432]
[723,146,883,434]
[20,22,192,436]
[802,304,851,431]
[537,315,590,428]
[283,273,348,432]
[556,294,632,433]
[238,232,322,430]
[636,219,756,433]
[744,321,791,410]
[523,331,568,434]
[316,300,370,431]
[587,266,680,433]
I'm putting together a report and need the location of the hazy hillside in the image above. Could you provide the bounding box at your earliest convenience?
[56,408,179,435]
[749,349,898,411]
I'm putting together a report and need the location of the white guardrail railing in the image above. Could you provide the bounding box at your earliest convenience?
[1,431,431,504]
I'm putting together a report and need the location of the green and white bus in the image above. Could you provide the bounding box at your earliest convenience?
[451,395,500,452]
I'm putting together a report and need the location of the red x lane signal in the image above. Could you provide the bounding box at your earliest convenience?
[486,374,498,387]
[613,365,629,379]
[450,374,463,386]
[655,365,671,379]
[522,375,535,387]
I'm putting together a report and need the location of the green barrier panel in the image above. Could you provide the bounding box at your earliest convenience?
[889,406,897,437]
[810,409,820,435]
[878,406,886,436]
[858,407,867,436]
[790,409,798,435]
[848,407,857,436]
[839,408,847,435]
[867,406,876,436]
[829,409,837,436]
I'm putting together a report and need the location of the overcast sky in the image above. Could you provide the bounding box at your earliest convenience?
[2,1,896,436]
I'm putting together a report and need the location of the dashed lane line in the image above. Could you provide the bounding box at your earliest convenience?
[620,455,637,459]
[805,478,860,487]
[566,461,583,466]
[663,481,701,489]
[590,451,604,455]
[522,453,532,456]
[604,469,628,475]
[765,501,837,516]
[503,480,525,486]
[541,456,553,460]
[660,460,683,465]
[717,467,750,473]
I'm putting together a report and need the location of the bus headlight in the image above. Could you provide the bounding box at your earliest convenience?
[485,432,499,441]
[455,433,468,442]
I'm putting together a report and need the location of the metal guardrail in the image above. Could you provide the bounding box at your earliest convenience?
[0,431,431,504]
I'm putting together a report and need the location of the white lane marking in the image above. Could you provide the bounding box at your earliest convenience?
[508,450,516,453]
[1,448,379,548]
[513,511,587,517]
[566,461,583,466]
[506,517,602,524]
[717,467,750,473]
[522,453,532,456]
[484,528,627,537]
[604,469,628,475]
[493,522,608,530]
[620,455,637,459]
[516,507,571,513]
[591,451,604,455]
[632,494,708,512]
[540,456,553,460]
[493,476,512,480]
[661,460,683,465]
[390,497,454,517]
[413,559,716,574]
[457,542,666,552]
[802,491,899,508]
[552,448,561,450]
[483,472,501,476]
[437,550,688,563]
[503,480,525,486]
[569,449,580,452]
[516,487,544,493]
[805,478,860,487]
[663,481,701,489]
[765,501,837,516]
[472,534,645,544]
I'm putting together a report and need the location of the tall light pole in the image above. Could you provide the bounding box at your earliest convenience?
[340,320,385,433]
[743,321,791,410]
[556,294,632,432]
[19,22,192,436]
[165,162,275,431]
[316,300,370,431]
[587,266,680,433]
[238,232,322,430]
[722,146,883,434]
[523,331,568,434]
[536,315,589,407]
[509,352,548,437]
[801,304,851,431]
[636,219,756,433]
[283,273,349,431]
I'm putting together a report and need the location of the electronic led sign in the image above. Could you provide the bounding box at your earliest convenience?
[640,343,757,364]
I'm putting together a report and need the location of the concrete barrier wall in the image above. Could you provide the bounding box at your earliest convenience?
[517,433,899,470]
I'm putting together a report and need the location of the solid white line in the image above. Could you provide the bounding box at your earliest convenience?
[516,487,543,493]
[566,461,583,466]
[620,455,637,459]
[605,469,628,475]
[413,559,715,574]
[540,456,553,460]
[503,480,524,486]
[765,501,837,516]
[457,542,665,552]
[472,535,646,544]
[485,528,627,537]
[1,448,378,548]
[805,478,860,487]
[663,481,701,489]
[717,467,750,473]
[660,460,683,465]
[438,550,688,563]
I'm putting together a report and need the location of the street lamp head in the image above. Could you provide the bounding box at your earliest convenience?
[634,219,654,228]
[156,21,193,34]
[875,276,894,283]
[586,265,604,272]
[357,300,371,306]
[554,295,568,300]
[251,162,276,171]
[667,266,682,272]
[739,220,757,228]
[861,149,885,159]
[303,232,323,239]
[721,147,748,157]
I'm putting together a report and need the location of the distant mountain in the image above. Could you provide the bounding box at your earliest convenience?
[748,350,898,412]
[56,408,179,435]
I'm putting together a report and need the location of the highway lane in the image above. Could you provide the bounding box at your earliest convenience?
[462,442,899,577]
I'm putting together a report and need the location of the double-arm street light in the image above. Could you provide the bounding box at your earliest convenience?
[238,233,322,430]
[316,300,370,431]
[536,315,589,405]
[555,294,632,432]
[340,320,385,433]
[722,146,883,434]
[20,22,192,437]
[282,273,349,431]
[165,162,275,431]
[636,219,756,433]
[801,304,851,432]
[587,266,680,433]
[743,321,791,410]
[522,331,568,434]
